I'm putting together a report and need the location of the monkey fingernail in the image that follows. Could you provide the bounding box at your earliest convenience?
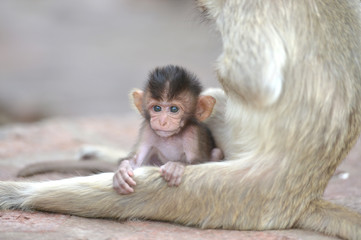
[123,188,134,194]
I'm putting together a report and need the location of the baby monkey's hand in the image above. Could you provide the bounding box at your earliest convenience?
[160,162,185,187]
[113,160,136,194]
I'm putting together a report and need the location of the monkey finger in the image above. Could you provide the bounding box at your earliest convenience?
[125,177,137,187]
[115,184,134,195]
[163,171,171,182]
[167,175,178,187]
[119,168,136,185]
[168,168,183,186]
[175,164,185,176]
[173,164,184,179]
[173,176,182,186]
[121,172,136,187]
[161,169,172,181]
[118,187,134,195]
[113,174,134,194]
[159,165,165,176]
[169,164,184,186]
[127,169,134,177]
[160,165,173,181]
[124,164,134,177]
[160,164,171,173]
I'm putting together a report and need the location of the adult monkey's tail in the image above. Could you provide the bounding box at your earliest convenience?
[0,173,119,218]
[0,172,168,220]
[0,160,303,230]
[1,166,361,240]
[0,165,251,227]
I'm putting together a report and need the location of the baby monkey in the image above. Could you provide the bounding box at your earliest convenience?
[113,65,224,194]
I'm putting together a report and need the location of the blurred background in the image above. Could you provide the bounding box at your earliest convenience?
[0,0,222,125]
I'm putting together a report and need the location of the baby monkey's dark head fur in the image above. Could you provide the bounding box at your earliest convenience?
[138,65,215,128]
[146,65,203,100]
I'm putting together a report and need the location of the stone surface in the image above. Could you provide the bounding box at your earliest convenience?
[0,115,360,240]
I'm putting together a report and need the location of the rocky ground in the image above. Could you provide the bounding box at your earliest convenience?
[0,115,360,240]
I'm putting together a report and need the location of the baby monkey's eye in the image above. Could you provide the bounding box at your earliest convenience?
[153,105,162,112]
[170,106,179,113]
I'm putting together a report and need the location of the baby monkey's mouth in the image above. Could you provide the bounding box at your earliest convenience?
[154,129,180,138]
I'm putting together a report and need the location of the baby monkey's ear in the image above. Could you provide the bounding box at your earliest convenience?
[130,89,144,115]
[196,95,216,121]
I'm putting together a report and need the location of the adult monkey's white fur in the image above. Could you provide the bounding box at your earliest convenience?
[1,0,361,239]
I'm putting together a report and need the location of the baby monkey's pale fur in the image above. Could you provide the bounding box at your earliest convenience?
[1,0,361,239]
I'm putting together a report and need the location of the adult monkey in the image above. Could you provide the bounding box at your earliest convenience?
[1,0,361,239]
